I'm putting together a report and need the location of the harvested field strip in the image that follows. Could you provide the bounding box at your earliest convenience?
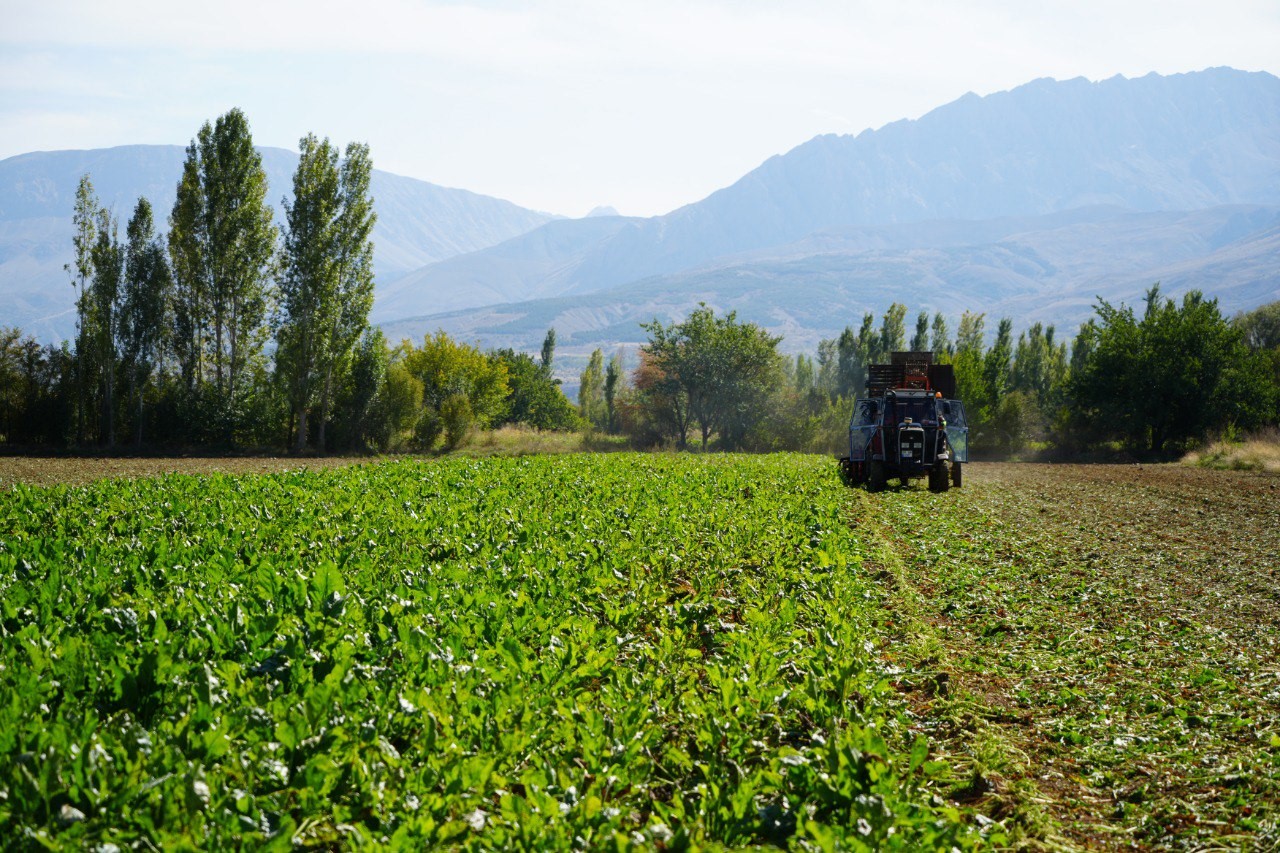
[867,463,1280,849]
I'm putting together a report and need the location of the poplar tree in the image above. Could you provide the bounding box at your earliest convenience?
[276,136,377,451]
[316,142,376,449]
[168,108,277,442]
[930,312,952,356]
[604,353,622,433]
[169,145,208,395]
[120,198,173,446]
[277,134,342,451]
[911,310,930,351]
[983,318,1014,403]
[835,325,859,398]
[66,175,98,444]
[87,208,123,446]
[578,348,605,428]
[879,303,907,355]
[540,328,557,375]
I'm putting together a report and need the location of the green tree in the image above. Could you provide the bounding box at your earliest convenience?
[169,108,278,443]
[1069,286,1269,453]
[0,331,73,446]
[793,353,815,392]
[119,198,173,446]
[317,142,377,449]
[604,353,623,433]
[275,136,377,452]
[401,332,510,449]
[815,338,838,399]
[329,328,390,451]
[983,318,1014,407]
[169,146,208,396]
[639,305,783,449]
[952,311,989,446]
[65,175,98,444]
[276,133,342,452]
[88,207,123,446]
[1010,322,1068,413]
[856,312,879,367]
[910,310,930,351]
[372,357,423,449]
[835,324,861,398]
[540,328,557,376]
[0,328,29,443]
[930,312,952,356]
[491,348,579,431]
[879,303,907,356]
[578,349,606,428]
[1234,302,1280,351]
[1234,303,1280,401]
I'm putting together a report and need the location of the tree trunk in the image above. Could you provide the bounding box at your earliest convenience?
[295,406,308,454]
[317,370,332,453]
[75,354,85,446]
[104,333,115,448]
[131,371,142,447]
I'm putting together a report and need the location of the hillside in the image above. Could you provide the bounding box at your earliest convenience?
[0,146,556,341]
[376,68,1280,324]
[381,204,1280,355]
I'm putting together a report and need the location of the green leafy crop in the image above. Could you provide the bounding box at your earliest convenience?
[0,455,977,849]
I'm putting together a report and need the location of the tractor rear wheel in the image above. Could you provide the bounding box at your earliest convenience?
[951,462,963,488]
[867,461,887,492]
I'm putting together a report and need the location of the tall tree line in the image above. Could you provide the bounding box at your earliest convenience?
[3,107,1277,455]
[0,108,386,451]
[604,294,1279,457]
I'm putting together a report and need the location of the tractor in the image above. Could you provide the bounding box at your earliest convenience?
[839,351,968,492]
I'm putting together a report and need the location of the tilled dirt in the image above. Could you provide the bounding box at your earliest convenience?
[867,461,1280,849]
[0,454,371,488]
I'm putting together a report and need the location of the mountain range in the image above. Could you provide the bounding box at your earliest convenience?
[375,67,1280,357]
[3,67,1278,361]
[381,204,1280,355]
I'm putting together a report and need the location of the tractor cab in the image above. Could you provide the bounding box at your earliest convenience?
[841,351,969,492]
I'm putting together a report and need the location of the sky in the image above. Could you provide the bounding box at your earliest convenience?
[2,1,1277,218]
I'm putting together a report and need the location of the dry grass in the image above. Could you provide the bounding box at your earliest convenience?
[457,425,629,457]
[1182,426,1280,472]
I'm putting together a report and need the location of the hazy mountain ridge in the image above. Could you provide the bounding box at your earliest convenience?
[376,68,1280,323]
[380,204,1280,355]
[0,145,556,341]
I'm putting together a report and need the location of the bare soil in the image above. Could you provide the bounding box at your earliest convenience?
[866,461,1280,849]
[0,454,371,488]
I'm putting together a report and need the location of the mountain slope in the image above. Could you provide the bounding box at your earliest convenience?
[0,145,555,341]
[379,205,1280,354]
[380,68,1280,321]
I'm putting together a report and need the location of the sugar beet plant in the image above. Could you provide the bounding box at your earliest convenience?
[0,455,977,849]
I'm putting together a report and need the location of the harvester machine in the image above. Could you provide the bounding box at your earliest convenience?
[839,351,968,492]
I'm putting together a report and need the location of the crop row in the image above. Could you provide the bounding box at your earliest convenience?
[0,455,979,849]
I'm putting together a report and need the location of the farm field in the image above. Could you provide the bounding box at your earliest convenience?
[0,455,368,488]
[1,456,1277,849]
[869,463,1280,848]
